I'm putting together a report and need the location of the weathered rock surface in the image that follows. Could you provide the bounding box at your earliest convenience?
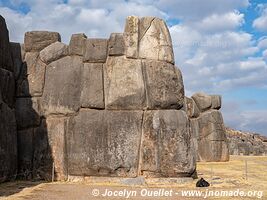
[143,60,184,109]
[196,110,229,162]
[108,33,125,56]
[39,42,68,64]
[80,63,104,109]
[185,97,200,118]
[41,56,82,116]
[211,95,221,110]
[192,92,212,112]
[124,16,139,58]
[10,42,23,80]
[83,39,108,63]
[67,109,143,177]
[24,31,61,52]
[69,33,87,56]
[104,56,146,110]
[139,17,174,64]
[141,110,196,177]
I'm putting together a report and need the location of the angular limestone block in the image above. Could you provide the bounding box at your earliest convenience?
[0,68,15,107]
[41,56,82,116]
[80,63,104,109]
[69,33,87,56]
[83,39,108,63]
[211,95,222,109]
[108,33,125,56]
[143,60,184,109]
[185,97,200,118]
[24,31,61,52]
[15,97,41,130]
[139,17,174,64]
[0,102,17,182]
[197,110,229,161]
[192,92,212,112]
[104,56,146,109]
[39,42,69,64]
[140,110,196,177]
[67,109,143,177]
[124,16,139,58]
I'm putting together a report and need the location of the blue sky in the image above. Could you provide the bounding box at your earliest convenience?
[0,0,267,135]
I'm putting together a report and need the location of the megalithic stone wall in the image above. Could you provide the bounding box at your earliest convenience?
[14,16,196,180]
[185,92,229,162]
[0,16,17,182]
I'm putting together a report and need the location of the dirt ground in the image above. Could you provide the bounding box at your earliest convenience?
[0,156,266,200]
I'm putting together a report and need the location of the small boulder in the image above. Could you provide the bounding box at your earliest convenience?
[192,92,212,112]
[196,178,210,187]
[39,42,68,64]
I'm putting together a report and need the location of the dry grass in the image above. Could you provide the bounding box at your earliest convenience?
[0,156,266,200]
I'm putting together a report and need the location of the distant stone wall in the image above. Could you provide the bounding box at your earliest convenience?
[0,16,17,182]
[185,93,229,162]
[226,128,267,156]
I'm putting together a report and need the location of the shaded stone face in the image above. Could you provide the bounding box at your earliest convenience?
[67,109,143,177]
[185,97,200,118]
[108,33,125,56]
[140,110,196,177]
[104,56,146,110]
[69,33,87,56]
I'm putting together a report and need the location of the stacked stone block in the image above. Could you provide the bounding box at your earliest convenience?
[0,16,17,182]
[185,92,229,162]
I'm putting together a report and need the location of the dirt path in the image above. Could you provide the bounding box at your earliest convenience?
[0,156,266,200]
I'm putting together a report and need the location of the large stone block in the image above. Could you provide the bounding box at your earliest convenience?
[39,42,69,64]
[69,33,87,56]
[17,52,46,97]
[80,63,104,109]
[83,39,108,63]
[211,95,222,110]
[140,110,196,177]
[108,33,125,56]
[0,68,15,107]
[67,109,143,177]
[41,56,82,116]
[192,92,212,112]
[185,97,200,118]
[197,110,229,161]
[104,56,146,109]
[0,15,13,71]
[139,17,174,64]
[45,117,68,180]
[0,102,17,182]
[143,60,184,109]
[24,31,61,52]
[124,16,139,58]
[15,97,41,130]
